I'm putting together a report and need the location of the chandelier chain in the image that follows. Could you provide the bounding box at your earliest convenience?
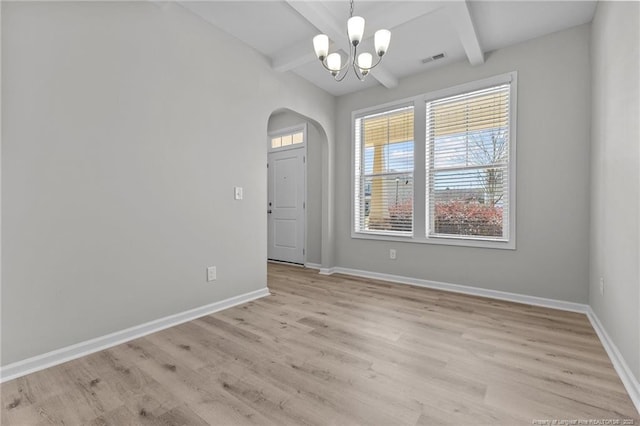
[349,0,354,18]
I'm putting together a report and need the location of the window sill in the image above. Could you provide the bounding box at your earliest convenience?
[351,231,516,250]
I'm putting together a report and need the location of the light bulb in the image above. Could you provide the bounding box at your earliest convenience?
[347,16,365,46]
[374,29,391,56]
[313,34,329,61]
[358,53,373,75]
[327,53,342,75]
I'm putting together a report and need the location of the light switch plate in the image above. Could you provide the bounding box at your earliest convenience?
[234,186,243,200]
[207,266,217,282]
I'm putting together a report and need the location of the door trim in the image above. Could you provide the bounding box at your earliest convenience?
[267,123,307,264]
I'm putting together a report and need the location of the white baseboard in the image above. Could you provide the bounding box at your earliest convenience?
[304,263,322,270]
[330,266,589,313]
[0,287,271,383]
[586,308,640,414]
[322,266,638,414]
[318,267,336,276]
[5,264,639,416]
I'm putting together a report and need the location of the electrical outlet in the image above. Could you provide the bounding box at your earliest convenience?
[389,249,397,260]
[207,266,217,282]
[599,277,604,296]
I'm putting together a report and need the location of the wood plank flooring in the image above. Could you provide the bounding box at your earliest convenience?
[2,263,638,425]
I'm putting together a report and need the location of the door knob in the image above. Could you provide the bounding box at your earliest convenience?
[268,210,272,214]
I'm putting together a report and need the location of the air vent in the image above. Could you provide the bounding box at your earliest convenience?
[421,53,446,64]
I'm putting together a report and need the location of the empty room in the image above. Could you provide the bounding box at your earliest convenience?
[1,0,639,424]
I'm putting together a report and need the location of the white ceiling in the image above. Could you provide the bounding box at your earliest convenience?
[181,1,597,96]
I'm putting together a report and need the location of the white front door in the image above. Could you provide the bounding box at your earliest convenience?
[268,147,305,264]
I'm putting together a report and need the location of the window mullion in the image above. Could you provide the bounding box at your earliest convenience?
[413,100,427,239]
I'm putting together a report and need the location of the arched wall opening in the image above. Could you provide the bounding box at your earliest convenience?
[266,108,331,269]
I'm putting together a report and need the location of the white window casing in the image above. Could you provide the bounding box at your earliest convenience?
[354,105,415,236]
[351,72,517,250]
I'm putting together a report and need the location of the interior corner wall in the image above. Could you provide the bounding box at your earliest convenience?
[589,1,640,381]
[267,111,323,265]
[1,1,335,366]
[334,24,592,303]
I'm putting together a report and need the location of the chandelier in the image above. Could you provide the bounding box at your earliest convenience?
[312,0,391,82]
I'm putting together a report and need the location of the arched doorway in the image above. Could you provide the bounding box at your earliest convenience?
[267,109,329,268]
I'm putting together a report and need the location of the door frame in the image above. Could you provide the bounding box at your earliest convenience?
[267,123,308,264]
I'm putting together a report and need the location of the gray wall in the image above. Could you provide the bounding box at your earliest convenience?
[1,2,335,365]
[334,24,592,303]
[268,111,324,266]
[589,1,640,381]
[3,0,637,383]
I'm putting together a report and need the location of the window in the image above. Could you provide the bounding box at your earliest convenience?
[354,106,414,235]
[427,84,510,241]
[271,130,304,149]
[352,73,516,249]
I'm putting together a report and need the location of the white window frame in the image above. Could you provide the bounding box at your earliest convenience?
[353,103,415,237]
[351,72,517,250]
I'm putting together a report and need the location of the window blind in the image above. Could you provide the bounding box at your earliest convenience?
[426,84,510,239]
[355,106,414,234]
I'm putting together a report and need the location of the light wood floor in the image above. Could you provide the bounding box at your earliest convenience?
[2,263,638,425]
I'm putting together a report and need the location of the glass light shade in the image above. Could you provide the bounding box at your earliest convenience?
[347,16,365,46]
[313,34,329,60]
[374,29,391,56]
[327,53,342,73]
[357,53,373,74]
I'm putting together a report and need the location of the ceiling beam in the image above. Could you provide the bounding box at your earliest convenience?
[272,39,327,73]
[364,1,443,32]
[446,1,484,65]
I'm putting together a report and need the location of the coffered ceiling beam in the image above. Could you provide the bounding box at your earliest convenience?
[446,0,484,65]
[363,1,442,33]
[272,39,325,73]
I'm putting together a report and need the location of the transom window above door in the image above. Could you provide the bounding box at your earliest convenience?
[271,131,304,149]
